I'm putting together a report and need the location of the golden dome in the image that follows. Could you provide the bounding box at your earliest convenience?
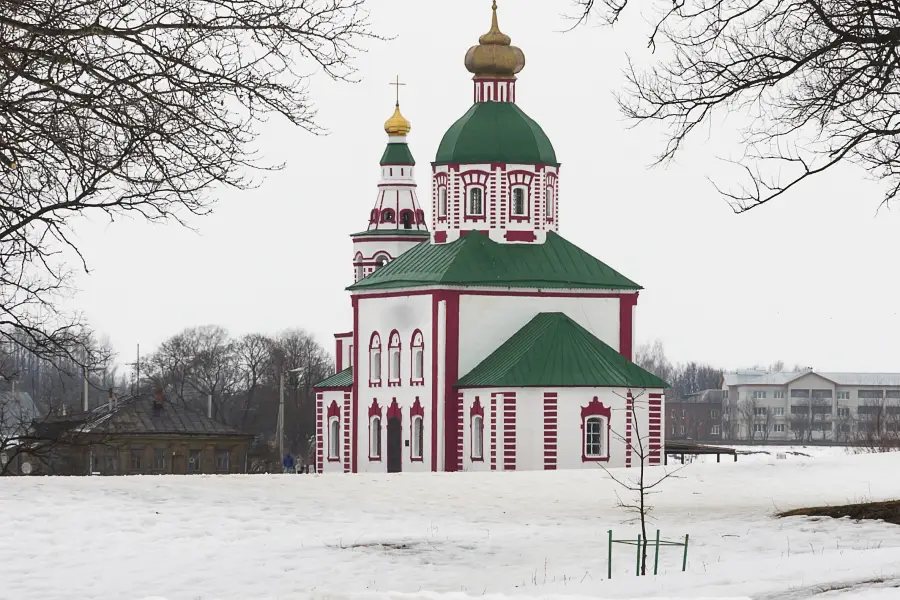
[384,103,412,137]
[464,1,525,78]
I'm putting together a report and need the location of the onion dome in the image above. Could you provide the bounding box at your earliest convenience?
[384,103,412,137]
[464,1,525,78]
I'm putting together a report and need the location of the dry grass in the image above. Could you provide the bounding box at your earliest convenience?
[779,500,900,526]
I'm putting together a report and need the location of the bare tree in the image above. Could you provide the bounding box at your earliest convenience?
[572,0,900,211]
[737,395,759,442]
[602,389,682,576]
[0,0,374,375]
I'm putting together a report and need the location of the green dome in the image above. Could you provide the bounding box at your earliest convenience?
[434,102,557,166]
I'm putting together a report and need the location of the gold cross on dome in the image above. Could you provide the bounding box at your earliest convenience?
[389,75,406,106]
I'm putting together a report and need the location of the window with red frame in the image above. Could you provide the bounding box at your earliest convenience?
[411,331,424,383]
[369,333,382,385]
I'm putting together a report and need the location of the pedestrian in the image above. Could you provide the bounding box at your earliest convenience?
[282,453,294,474]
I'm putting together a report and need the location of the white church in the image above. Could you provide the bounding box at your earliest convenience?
[313,2,667,474]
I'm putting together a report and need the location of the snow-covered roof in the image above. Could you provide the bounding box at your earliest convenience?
[723,370,900,388]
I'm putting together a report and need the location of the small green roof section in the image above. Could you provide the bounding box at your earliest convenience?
[381,142,415,166]
[434,103,558,166]
[314,367,353,389]
[456,313,669,389]
[347,231,640,291]
[350,229,430,238]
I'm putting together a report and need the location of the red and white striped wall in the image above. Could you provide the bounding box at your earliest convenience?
[503,392,517,471]
[543,392,558,470]
[316,394,324,473]
[343,393,352,473]
[648,393,662,465]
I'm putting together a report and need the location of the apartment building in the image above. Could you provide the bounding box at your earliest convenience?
[722,369,900,442]
[666,389,724,442]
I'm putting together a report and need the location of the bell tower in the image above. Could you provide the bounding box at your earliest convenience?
[351,80,429,283]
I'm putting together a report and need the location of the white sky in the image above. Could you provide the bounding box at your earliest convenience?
[66,0,900,373]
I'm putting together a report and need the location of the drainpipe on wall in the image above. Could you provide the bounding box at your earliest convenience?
[437,299,447,472]
[208,394,213,419]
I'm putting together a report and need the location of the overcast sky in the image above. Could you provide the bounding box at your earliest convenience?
[65,0,900,374]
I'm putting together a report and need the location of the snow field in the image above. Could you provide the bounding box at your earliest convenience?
[1,451,899,600]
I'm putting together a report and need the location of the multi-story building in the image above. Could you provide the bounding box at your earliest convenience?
[666,390,724,442]
[722,369,900,442]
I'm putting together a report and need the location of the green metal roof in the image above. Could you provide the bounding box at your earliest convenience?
[314,367,353,389]
[456,313,669,389]
[350,229,430,238]
[347,231,640,291]
[381,143,415,166]
[434,102,558,166]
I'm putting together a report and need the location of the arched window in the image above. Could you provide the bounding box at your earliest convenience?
[410,398,424,462]
[369,333,382,385]
[388,331,401,384]
[439,187,447,218]
[581,397,611,462]
[411,331,424,384]
[369,209,379,223]
[369,416,382,460]
[511,187,527,217]
[382,209,395,223]
[469,188,483,216]
[400,210,413,229]
[546,186,555,221]
[374,254,389,269]
[354,253,364,283]
[328,417,340,460]
[471,415,484,460]
[411,415,424,460]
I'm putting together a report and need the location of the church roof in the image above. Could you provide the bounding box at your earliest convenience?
[380,142,415,166]
[434,102,557,166]
[314,367,353,389]
[456,313,668,389]
[347,231,640,292]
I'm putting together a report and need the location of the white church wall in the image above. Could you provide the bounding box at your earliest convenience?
[456,294,620,379]
[355,293,435,474]
[458,386,663,472]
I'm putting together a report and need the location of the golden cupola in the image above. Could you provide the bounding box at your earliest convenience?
[464,1,525,78]
[384,103,412,137]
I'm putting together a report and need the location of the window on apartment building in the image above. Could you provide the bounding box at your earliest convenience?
[858,405,882,416]
[753,390,767,399]
[840,423,852,433]
[754,407,768,417]
[103,451,118,474]
[812,405,832,415]
[859,390,884,400]
[773,407,784,416]
[753,423,766,433]
[709,410,720,418]
[188,449,202,473]
[886,406,900,416]
[681,409,686,417]
[724,390,729,400]
[886,390,900,399]
[837,391,850,400]
[130,448,143,472]
[774,391,785,399]
[711,425,721,435]
[680,425,685,435]
[773,424,786,433]
[791,405,809,415]
[837,407,851,418]
[215,450,230,473]
[812,389,833,399]
[153,448,166,471]
[790,389,810,398]
[671,410,676,419]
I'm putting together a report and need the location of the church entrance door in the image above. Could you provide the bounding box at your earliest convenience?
[387,417,402,473]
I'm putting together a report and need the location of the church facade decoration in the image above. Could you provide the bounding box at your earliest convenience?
[314,2,668,475]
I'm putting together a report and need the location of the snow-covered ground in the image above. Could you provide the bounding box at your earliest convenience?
[2,451,899,600]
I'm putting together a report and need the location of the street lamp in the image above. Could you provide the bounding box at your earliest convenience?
[278,367,304,462]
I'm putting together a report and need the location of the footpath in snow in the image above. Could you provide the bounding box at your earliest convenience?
[1,450,899,600]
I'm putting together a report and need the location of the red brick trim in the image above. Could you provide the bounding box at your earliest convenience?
[351,296,359,473]
[581,397,612,463]
[505,230,537,243]
[456,392,465,470]
[490,394,498,471]
[410,397,425,462]
[543,392,558,470]
[343,393,351,473]
[316,394,324,472]
[434,230,448,243]
[503,393,517,471]
[436,291,461,471]
[625,393,634,468]
[619,294,638,361]
[648,394,663,465]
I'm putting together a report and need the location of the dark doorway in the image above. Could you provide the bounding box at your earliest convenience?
[387,417,402,473]
[401,211,412,229]
[172,454,185,475]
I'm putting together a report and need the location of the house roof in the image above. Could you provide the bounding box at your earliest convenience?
[78,395,251,437]
[455,312,669,389]
[348,231,640,292]
[722,370,900,388]
[314,367,353,390]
